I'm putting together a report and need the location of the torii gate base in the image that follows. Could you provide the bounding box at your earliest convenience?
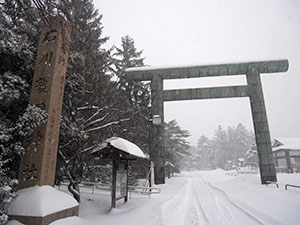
[125,60,289,185]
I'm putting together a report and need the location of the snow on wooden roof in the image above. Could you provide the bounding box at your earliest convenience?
[92,137,147,159]
[273,137,300,151]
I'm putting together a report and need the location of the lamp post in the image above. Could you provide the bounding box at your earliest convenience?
[149,115,161,187]
[152,115,161,126]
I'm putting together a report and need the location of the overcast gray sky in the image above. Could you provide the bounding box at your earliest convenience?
[95,0,300,146]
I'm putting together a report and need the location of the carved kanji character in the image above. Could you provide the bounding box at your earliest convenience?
[42,30,57,43]
[34,75,49,93]
[58,55,66,66]
[37,52,53,67]
[36,103,46,110]
[22,164,38,181]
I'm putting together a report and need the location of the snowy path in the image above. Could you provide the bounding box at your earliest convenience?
[17,169,298,225]
[162,171,263,225]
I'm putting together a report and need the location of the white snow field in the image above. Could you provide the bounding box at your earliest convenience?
[9,169,300,225]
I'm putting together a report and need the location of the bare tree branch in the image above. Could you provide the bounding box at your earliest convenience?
[83,113,108,129]
[86,118,130,133]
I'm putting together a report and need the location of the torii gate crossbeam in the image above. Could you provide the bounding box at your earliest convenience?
[125,59,289,185]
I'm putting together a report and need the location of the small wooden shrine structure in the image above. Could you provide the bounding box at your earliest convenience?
[92,137,147,208]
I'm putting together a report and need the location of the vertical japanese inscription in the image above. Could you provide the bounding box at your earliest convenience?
[18,16,71,189]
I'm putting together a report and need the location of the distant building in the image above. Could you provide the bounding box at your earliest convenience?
[272,137,300,173]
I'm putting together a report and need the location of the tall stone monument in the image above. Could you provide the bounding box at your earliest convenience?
[9,16,79,225]
[19,16,71,189]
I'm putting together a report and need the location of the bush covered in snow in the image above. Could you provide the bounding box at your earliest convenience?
[0,180,17,225]
[0,104,47,224]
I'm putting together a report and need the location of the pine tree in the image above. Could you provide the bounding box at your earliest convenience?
[112,35,148,106]
[227,123,254,165]
[51,0,114,202]
[197,135,209,149]
[210,125,229,168]
[245,144,259,169]
[106,35,151,182]
[164,120,191,173]
[110,35,150,149]
[0,1,48,223]
[195,135,211,169]
[112,35,145,80]
[209,124,255,169]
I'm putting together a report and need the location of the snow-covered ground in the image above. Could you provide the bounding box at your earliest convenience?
[9,169,300,225]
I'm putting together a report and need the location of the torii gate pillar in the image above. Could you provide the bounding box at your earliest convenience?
[247,68,276,183]
[151,75,165,184]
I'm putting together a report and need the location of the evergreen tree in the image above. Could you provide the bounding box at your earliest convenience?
[107,35,151,182]
[0,1,48,223]
[195,135,211,169]
[211,125,229,168]
[111,35,148,107]
[197,135,209,149]
[164,120,191,172]
[183,124,255,171]
[112,35,145,82]
[110,35,150,150]
[245,144,259,169]
[227,123,254,165]
[210,124,255,169]
[52,0,114,202]
[55,4,150,200]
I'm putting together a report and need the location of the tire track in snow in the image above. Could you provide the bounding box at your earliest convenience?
[161,177,193,225]
[161,173,208,225]
[190,186,210,224]
[200,177,265,224]
[161,171,265,225]
[200,176,282,225]
[190,173,236,224]
[196,171,265,225]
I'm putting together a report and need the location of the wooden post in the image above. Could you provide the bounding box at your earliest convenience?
[111,159,117,209]
[124,160,129,203]
[285,150,291,173]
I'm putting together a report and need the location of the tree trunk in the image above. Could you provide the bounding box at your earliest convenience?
[68,181,80,203]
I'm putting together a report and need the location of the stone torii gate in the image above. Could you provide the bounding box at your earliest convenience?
[125,59,289,185]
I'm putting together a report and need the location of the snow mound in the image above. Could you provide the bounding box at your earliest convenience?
[8,185,79,217]
[50,216,86,225]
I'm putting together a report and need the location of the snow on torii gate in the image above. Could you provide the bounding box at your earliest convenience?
[125,59,289,185]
